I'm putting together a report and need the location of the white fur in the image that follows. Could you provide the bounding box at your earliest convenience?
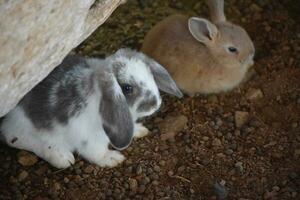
[117,57,158,92]
[1,84,124,168]
[1,52,165,169]
[113,55,162,139]
[133,123,150,138]
[115,56,162,120]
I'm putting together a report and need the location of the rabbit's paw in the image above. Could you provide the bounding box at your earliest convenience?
[96,150,125,167]
[44,146,75,169]
[133,123,149,138]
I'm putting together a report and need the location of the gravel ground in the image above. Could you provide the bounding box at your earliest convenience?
[0,0,299,199]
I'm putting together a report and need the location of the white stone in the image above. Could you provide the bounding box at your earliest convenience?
[235,111,250,128]
[245,88,264,101]
[0,0,125,116]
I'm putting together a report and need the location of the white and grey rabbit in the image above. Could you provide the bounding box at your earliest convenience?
[0,48,182,169]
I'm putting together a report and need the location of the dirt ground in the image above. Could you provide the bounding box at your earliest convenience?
[0,0,299,199]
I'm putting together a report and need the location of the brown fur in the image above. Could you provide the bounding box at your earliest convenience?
[142,1,255,96]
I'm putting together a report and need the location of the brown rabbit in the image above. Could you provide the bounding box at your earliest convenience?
[142,0,255,96]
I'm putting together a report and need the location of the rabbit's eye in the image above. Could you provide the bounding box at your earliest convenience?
[228,47,238,53]
[121,84,133,94]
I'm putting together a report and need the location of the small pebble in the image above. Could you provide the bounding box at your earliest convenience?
[159,160,166,167]
[153,165,161,172]
[167,171,174,176]
[202,136,209,141]
[53,182,61,191]
[272,186,280,192]
[18,170,29,182]
[245,88,264,101]
[225,149,234,155]
[291,122,298,128]
[201,159,210,166]
[235,111,250,128]
[17,151,38,166]
[177,166,185,172]
[63,177,69,184]
[129,178,138,191]
[235,162,244,174]
[152,180,159,186]
[84,165,94,174]
[75,169,82,175]
[216,118,223,126]
[213,180,229,199]
[136,165,143,175]
[291,191,298,198]
[212,138,222,147]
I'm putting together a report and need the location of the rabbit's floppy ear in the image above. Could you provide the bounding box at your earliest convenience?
[142,55,183,98]
[188,17,218,44]
[206,0,226,23]
[99,71,134,150]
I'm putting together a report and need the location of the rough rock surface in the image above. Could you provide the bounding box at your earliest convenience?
[0,0,124,116]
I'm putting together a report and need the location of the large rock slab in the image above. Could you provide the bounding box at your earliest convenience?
[0,0,124,116]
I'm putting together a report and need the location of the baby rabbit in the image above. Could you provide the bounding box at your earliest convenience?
[0,48,182,169]
[142,0,255,96]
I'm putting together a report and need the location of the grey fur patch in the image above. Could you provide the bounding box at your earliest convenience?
[143,57,183,98]
[137,95,157,113]
[144,90,152,98]
[21,55,94,130]
[81,140,88,146]
[99,72,134,150]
